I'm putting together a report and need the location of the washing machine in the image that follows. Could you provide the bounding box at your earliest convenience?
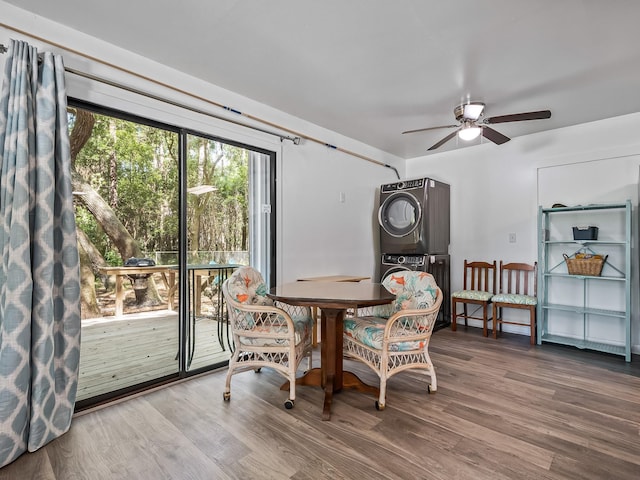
[379,253,451,330]
[378,177,450,255]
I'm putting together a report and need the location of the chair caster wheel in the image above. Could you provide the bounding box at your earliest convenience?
[223,392,230,401]
[375,401,385,411]
[254,368,262,373]
[284,399,294,409]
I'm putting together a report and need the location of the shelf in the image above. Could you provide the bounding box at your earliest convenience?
[540,334,627,357]
[542,273,625,281]
[541,303,625,318]
[537,200,631,362]
[541,202,628,213]
[542,240,626,245]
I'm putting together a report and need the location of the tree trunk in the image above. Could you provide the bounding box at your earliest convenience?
[71,172,162,307]
[77,228,112,289]
[70,107,162,310]
[71,108,101,317]
[108,119,118,208]
[78,237,101,318]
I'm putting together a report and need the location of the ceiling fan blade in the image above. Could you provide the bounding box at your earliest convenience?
[481,126,510,145]
[428,130,460,150]
[484,110,551,124]
[402,124,459,134]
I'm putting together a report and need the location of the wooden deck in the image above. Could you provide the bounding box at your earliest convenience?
[78,310,231,401]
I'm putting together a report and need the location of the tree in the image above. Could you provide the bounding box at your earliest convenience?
[187,136,224,256]
[69,106,251,316]
[186,137,249,258]
[69,108,164,313]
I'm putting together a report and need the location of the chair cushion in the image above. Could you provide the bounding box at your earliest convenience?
[367,303,395,319]
[383,271,438,311]
[492,293,537,305]
[344,316,425,352]
[451,290,493,301]
[227,266,273,306]
[239,314,312,347]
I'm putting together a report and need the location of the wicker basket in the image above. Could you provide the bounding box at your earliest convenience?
[563,253,607,276]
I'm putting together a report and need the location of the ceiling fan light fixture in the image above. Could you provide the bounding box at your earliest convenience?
[458,123,482,141]
[463,102,485,120]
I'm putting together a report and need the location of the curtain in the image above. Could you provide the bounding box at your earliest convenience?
[0,39,80,467]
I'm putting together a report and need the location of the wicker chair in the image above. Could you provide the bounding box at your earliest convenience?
[222,266,313,409]
[343,271,443,411]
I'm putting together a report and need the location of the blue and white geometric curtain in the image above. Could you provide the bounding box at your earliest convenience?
[0,39,81,468]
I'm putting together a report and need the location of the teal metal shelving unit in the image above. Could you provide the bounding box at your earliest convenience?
[537,201,631,362]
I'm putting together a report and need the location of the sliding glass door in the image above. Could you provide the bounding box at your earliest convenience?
[183,132,274,372]
[69,100,275,407]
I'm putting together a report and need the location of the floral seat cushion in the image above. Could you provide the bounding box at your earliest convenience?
[239,314,311,347]
[344,271,439,351]
[344,316,425,352]
[366,303,395,319]
[451,289,493,301]
[492,293,537,305]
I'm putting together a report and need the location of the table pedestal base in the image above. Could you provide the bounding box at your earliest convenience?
[281,368,379,420]
[280,306,379,420]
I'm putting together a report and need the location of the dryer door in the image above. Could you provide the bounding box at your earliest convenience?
[378,192,422,237]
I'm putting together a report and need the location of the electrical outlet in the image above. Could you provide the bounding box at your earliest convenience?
[509,233,517,243]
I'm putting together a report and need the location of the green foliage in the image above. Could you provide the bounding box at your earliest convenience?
[185,134,249,254]
[70,108,251,262]
[103,249,122,266]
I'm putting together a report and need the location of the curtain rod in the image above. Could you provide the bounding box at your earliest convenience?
[64,66,302,143]
[0,29,400,179]
[0,40,298,143]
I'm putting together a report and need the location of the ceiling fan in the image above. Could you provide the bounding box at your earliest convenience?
[402,102,552,151]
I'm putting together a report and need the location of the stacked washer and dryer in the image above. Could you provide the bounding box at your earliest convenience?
[377,177,451,330]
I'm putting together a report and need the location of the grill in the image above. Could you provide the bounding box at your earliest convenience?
[124,257,156,287]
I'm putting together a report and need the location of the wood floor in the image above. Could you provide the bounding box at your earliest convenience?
[2,327,639,479]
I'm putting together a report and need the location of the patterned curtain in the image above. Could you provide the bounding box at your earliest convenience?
[0,39,80,467]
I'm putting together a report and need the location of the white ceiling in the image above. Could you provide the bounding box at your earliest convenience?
[5,0,640,159]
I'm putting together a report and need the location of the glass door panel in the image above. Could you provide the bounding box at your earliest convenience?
[184,134,272,371]
[70,101,275,406]
[70,103,181,404]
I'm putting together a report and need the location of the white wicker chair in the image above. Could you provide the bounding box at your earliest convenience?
[222,266,313,409]
[343,271,443,410]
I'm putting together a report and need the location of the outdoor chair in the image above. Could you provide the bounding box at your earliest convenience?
[343,271,443,411]
[222,266,313,409]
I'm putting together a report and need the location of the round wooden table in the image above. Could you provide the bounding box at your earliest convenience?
[269,281,395,420]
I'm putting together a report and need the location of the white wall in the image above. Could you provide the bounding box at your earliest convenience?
[0,1,404,286]
[407,113,640,353]
[278,140,399,282]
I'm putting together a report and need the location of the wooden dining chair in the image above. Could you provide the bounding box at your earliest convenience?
[451,260,497,336]
[221,266,313,409]
[492,261,538,344]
